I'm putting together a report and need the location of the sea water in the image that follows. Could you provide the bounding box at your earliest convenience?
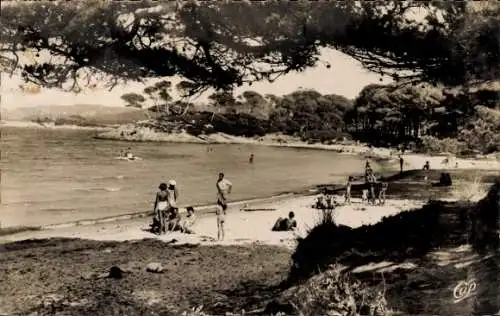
[0,127,372,227]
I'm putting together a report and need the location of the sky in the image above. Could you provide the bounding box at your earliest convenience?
[1,48,392,109]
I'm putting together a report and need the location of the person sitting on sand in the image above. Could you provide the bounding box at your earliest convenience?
[166,207,181,232]
[272,211,297,232]
[315,195,326,209]
[423,161,430,170]
[180,206,196,234]
[324,191,335,210]
[345,176,353,205]
[216,172,232,241]
[152,183,169,234]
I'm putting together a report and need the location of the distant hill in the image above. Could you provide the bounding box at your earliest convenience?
[1,104,152,125]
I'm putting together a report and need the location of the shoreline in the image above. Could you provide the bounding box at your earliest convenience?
[96,125,500,171]
[0,120,114,131]
[0,194,427,247]
[4,122,500,171]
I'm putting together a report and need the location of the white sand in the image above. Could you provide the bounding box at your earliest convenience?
[0,195,425,248]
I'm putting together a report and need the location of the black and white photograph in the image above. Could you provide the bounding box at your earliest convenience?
[0,1,499,315]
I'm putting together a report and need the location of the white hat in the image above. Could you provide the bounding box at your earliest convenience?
[168,180,176,186]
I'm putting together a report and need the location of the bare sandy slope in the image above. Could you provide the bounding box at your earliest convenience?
[0,195,425,247]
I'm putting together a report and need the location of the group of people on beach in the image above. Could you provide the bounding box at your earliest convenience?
[151,172,232,241]
[341,160,388,206]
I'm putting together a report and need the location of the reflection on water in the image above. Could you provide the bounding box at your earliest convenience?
[0,127,374,227]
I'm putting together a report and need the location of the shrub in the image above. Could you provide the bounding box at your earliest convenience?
[301,130,350,144]
[415,136,468,155]
[283,265,391,316]
[451,176,488,202]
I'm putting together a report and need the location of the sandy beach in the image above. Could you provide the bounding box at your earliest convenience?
[0,194,425,247]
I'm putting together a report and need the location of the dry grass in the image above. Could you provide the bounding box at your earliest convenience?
[283,265,391,316]
[451,175,488,202]
[182,265,392,316]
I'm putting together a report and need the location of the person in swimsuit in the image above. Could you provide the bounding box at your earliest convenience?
[378,182,388,205]
[180,206,196,234]
[165,180,180,232]
[366,171,377,205]
[153,183,169,234]
[345,176,353,205]
[216,172,232,241]
[272,212,297,231]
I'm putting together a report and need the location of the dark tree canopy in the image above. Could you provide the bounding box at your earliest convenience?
[1,1,499,94]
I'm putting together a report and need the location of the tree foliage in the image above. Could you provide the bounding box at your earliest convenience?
[1,1,498,94]
[120,92,146,108]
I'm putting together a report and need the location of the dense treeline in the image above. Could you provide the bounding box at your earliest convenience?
[344,83,500,154]
[123,78,500,154]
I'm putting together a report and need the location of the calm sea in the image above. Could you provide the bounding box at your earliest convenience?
[0,127,373,228]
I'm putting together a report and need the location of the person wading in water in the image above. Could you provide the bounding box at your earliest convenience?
[216,172,232,241]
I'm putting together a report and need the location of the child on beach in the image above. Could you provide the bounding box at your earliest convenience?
[345,176,353,205]
[180,206,196,234]
[216,172,232,241]
[166,207,181,232]
[378,182,388,205]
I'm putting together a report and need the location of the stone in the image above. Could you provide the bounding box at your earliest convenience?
[146,262,164,273]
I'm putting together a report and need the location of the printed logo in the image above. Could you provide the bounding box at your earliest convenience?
[453,279,477,303]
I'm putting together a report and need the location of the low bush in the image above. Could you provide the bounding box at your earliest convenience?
[300,130,351,144]
[415,135,468,155]
[281,265,391,316]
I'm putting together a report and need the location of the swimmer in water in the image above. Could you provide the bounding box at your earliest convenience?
[126,147,133,159]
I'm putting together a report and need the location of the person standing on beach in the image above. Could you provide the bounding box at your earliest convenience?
[152,183,169,234]
[399,155,404,174]
[166,180,179,209]
[165,180,180,232]
[366,171,377,205]
[345,176,353,205]
[365,161,373,182]
[249,153,254,164]
[216,172,232,241]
